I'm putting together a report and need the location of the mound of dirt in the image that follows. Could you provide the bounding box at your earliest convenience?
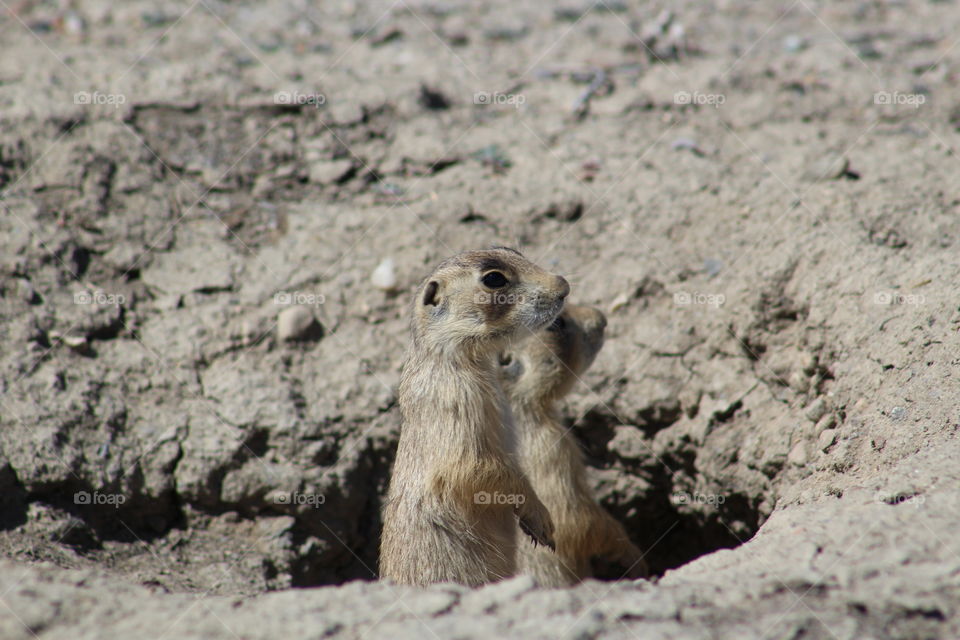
[1,0,958,637]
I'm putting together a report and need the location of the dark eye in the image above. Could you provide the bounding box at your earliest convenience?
[498,353,513,366]
[482,271,508,288]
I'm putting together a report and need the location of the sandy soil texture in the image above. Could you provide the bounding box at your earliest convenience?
[1,0,959,638]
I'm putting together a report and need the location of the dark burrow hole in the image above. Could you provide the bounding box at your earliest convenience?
[282,410,750,587]
[326,402,764,584]
[572,408,762,578]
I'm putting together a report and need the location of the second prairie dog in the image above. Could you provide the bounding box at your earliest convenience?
[380,247,569,586]
[500,304,648,587]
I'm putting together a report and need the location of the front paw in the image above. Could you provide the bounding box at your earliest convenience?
[518,502,555,550]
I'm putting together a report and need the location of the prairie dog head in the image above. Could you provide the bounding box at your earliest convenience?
[411,247,570,356]
[499,304,607,404]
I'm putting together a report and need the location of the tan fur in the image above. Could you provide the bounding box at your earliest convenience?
[379,248,569,586]
[500,304,648,587]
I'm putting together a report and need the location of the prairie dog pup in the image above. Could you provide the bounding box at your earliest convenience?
[500,304,648,587]
[380,247,569,586]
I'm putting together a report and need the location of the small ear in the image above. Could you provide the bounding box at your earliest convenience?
[422,281,440,306]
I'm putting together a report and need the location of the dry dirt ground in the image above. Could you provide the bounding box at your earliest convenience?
[1,0,959,638]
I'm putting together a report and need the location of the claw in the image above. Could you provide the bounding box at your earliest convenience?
[519,514,555,551]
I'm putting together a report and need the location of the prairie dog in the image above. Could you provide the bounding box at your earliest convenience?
[379,247,569,586]
[500,304,648,587]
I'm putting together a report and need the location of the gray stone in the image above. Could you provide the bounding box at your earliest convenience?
[370,257,398,292]
[803,154,850,181]
[805,397,829,423]
[277,305,324,342]
[818,428,838,452]
[788,440,808,466]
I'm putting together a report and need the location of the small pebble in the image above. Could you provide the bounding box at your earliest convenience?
[803,154,849,181]
[783,35,807,53]
[62,335,88,350]
[818,428,837,452]
[277,306,323,342]
[371,258,398,292]
[671,137,705,156]
[49,331,90,354]
[789,370,810,393]
[788,441,808,466]
[609,292,631,313]
[815,413,837,433]
[308,159,354,185]
[805,397,828,423]
[63,11,86,36]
